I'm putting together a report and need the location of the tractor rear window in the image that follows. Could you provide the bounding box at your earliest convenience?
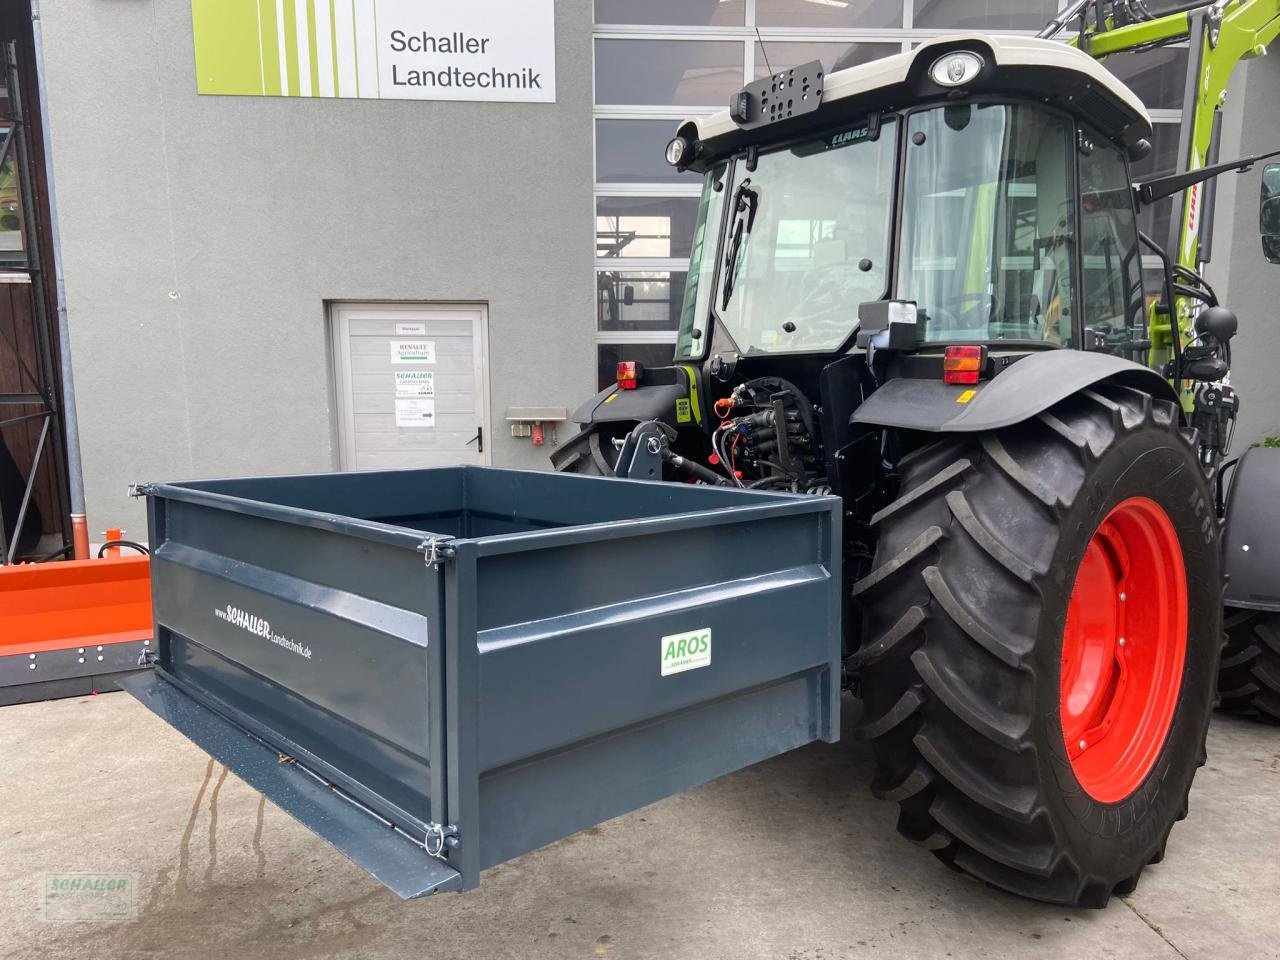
[898,103,1076,346]
[712,119,897,355]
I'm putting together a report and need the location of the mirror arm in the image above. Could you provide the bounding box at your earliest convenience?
[1136,147,1280,205]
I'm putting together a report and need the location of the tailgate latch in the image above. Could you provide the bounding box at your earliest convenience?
[424,821,459,858]
[419,537,456,569]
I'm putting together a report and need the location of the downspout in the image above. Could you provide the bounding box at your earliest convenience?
[29,0,87,559]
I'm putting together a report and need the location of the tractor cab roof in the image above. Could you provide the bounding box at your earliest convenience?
[676,34,1152,170]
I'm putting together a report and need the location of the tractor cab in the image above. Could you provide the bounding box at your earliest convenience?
[668,35,1154,371]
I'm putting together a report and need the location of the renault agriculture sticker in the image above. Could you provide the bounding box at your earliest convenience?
[661,628,711,676]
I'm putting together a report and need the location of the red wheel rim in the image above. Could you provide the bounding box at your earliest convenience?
[1060,497,1188,803]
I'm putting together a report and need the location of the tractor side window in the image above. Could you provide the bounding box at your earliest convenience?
[899,103,1076,346]
[1078,137,1146,355]
[676,163,728,358]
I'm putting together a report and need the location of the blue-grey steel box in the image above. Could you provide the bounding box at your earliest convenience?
[122,466,841,897]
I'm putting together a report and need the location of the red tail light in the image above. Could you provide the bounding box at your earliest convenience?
[616,361,640,390]
[943,345,986,385]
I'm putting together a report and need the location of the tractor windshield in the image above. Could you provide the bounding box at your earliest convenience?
[898,103,1077,345]
[682,119,897,356]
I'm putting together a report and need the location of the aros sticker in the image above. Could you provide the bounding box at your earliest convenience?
[661,628,711,676]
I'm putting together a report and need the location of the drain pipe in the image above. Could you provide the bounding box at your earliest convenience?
[29,0,88,559]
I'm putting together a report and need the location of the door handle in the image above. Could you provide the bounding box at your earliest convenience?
[466,427,483,453]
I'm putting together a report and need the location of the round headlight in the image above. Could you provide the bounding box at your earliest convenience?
[665,136,689,167]
[929,51,984,88]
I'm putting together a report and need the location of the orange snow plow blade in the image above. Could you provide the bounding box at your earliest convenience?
[0,556,153,703]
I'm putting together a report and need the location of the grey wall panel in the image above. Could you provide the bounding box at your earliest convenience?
[1219,53,1280,449]
[38,0,596,532]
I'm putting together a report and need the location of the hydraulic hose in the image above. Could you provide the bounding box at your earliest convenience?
[663,450,728,486]
[97,539,150,558]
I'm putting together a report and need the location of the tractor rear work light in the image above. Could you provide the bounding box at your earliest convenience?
[943,345,986,385]
[930,51,984,88]
[616,361,642,390]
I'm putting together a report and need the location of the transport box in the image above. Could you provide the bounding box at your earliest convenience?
[121,466,841,897]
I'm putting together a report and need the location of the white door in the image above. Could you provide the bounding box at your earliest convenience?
[330,302,490,470]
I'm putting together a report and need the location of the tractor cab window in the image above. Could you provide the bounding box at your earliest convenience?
[898,103,1076,346]
[710,119,896,354]
[1078,135,1146,356]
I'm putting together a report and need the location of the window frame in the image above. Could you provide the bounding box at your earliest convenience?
[890,95,1085,350]
[1074,120,1148,353]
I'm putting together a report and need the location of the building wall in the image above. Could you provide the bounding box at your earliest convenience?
[1220,49,1280,449]
[38,0,595,532]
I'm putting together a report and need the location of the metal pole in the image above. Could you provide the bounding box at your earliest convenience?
[6,413,48,564]
[28,0,88,559]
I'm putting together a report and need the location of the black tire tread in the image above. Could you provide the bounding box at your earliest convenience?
[856,384,1214,907]
[1218,610,1280,723]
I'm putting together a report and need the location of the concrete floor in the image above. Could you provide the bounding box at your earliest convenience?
[2,691,1277,960]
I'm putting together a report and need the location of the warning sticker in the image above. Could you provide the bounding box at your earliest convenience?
[395,398,436,427]
[391,340,435,364]
[660,628,711,676]
[395,371,435,397]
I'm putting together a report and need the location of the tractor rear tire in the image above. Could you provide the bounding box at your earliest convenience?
[853,384,1221,907]
[1218,609,1280,723]
[549,426,625,476]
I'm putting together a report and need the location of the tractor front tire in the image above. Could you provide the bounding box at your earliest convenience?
[1218,609,1280,723]
[854,385,1221,907]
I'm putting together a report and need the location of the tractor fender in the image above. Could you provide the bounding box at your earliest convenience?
[571,383,685,425]
[1222,446,1280,612]
[571,366,704,428]
[851,351,1181,433]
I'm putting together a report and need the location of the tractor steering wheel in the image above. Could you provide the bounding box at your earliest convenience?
[930,292,997,334]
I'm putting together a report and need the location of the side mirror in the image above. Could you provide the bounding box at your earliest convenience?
[1261,163,1280,263]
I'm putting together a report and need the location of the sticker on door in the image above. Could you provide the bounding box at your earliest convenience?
[394,371,435,397]
[395,398,436,427]
[391,340,436,363]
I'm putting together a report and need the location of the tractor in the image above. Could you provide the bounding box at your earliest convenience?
[553,0,1280,907]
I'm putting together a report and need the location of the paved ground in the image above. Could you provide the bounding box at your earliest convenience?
[2,691,1277,960]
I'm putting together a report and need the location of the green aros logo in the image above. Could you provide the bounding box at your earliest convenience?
[661,628,711,676]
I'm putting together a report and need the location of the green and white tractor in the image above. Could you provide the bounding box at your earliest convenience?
[554,0,1280,907]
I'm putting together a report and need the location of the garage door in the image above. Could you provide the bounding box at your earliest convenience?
[330,302,490,470]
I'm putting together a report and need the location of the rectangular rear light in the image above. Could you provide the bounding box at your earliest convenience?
[616,360,640,390]
[943,345,986,385]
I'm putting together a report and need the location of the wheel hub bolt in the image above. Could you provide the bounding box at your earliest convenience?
[1078,739,1087,750]
[1119,592,1127,602]
[1118,637,1126,647]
